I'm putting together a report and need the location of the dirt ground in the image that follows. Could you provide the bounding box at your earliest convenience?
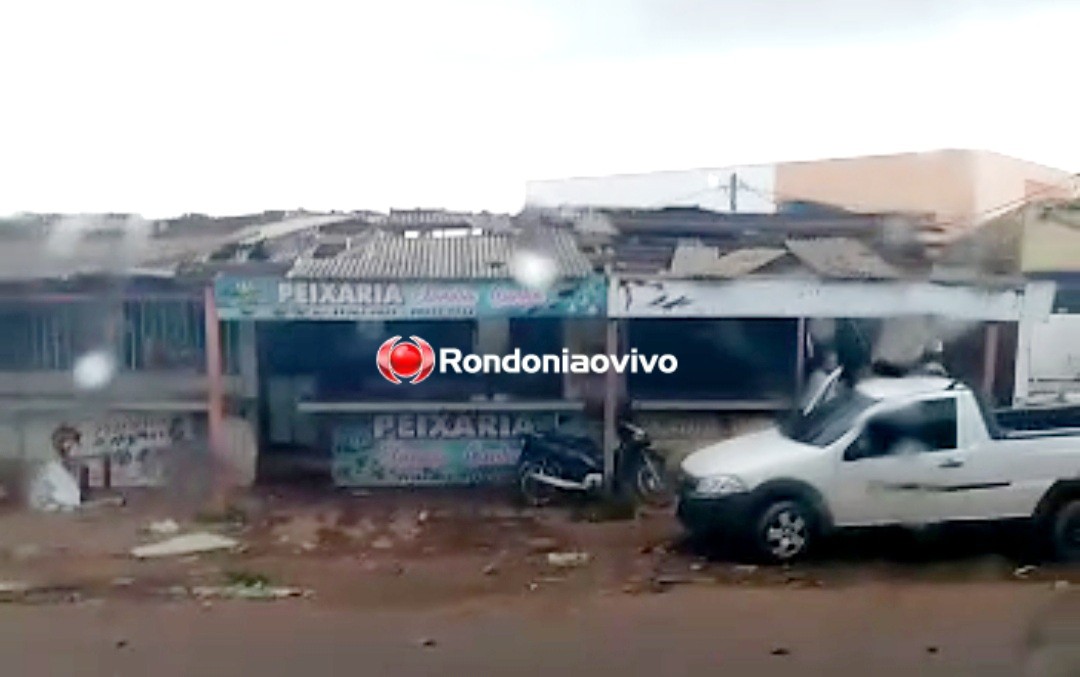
[0,488,1077,675]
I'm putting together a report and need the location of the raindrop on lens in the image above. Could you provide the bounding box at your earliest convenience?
[510,248,557,291]
[73,350,117,391]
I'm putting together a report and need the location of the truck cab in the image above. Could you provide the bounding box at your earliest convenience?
[677,376,1080,562]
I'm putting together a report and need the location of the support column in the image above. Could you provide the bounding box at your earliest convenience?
[204,286,229,490]
[602,318,619,494]
[982,323,1000,400]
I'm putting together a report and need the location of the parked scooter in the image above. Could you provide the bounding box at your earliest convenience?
[516,421,670,507]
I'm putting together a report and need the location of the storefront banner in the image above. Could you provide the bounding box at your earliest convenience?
[215,276,606,320]
[331,411,593,486]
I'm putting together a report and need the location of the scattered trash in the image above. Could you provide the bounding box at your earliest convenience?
[26,460,80,511]
[1053,580,1070,591]
[650,574,713,588]
[417,510,430,524]
[1013,565,1038,579]
[689,562,704,572]
[371,536,394,550]
[546,551,591,568]
[10,544,42,561]
[527,582,539,591]
[191,584,308,601]
[0,581,32,595]
[418,638,437,648]
[481,563,498,576]
[525,537,560,553]
[770,647,791,657]
[115,639,129,649]
[926,646,939,655]
[224,570,271,588]
[147,519,181,537]
[535,576,566,584]
[164,585,189,599]
[131,533,239,559]
[81,496,126,509]
[732,564,759,575]
[110,577,135,588]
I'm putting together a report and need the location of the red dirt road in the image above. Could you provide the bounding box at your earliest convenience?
[0,583,1075,677]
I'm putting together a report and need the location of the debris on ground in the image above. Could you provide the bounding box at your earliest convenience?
[146,519,181,536]
[10,544,43,561]
[224,570,272,588]
[131,533,239,559]
[26,460,80,512]
[732,564,759,575]
[418,637,437,648]
[81,495,126,509]
[546,551,591,568]
[0,581,32,595]
[1053,580,1070,591]
[370,536,394,550]
[481,563,498,576]
[771,647,791,657]
[1013,565,1038,579]
[190,584,309,601]
[649,574,714,588]
[111,577,135,588]
[525,537,560,554]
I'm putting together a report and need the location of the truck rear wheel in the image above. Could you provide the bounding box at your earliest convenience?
[753,499,815,563]
[1051,499,1080,562]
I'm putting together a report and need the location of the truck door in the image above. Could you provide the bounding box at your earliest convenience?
[833,397,961,526]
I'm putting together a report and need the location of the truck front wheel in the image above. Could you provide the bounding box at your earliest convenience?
[1051,499,1080,562]
[753,499,815,563]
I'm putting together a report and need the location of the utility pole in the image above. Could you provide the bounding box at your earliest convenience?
[729,173,738,213]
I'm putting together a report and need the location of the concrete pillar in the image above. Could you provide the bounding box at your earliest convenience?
[982,323,1000,400]
[602,318,619,494]
[203,286,229,488]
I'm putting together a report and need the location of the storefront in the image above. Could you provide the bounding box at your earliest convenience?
[609,274,1049,455]
[214,269,607,487]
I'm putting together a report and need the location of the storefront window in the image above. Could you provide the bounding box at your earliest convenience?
[626,318,798,402]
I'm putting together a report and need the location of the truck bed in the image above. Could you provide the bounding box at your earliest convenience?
[994,405,1080,439]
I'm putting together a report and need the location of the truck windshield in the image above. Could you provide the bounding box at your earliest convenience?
[780,389,878,447]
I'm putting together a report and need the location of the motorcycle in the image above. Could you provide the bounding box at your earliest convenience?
[516,421,671,507]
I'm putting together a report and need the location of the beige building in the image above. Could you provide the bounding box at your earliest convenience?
[775,149,1077,238]
[527,150,1077,243]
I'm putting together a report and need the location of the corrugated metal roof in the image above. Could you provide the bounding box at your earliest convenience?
[288,229,594,280]
[786,237,901,279]
[670,245,788,278]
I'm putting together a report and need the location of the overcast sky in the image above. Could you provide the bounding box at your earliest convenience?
[1,0,1076,217]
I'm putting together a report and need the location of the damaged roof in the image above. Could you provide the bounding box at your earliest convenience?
[785,237,901,279]
[288,228,594,280]
[669,245,789,278]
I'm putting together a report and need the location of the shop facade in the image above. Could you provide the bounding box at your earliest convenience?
[214,268,608,487]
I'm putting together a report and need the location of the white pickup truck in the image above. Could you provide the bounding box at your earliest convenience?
[677,375,1080,563]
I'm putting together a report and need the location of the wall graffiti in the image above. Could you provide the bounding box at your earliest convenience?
[51,414,196,488]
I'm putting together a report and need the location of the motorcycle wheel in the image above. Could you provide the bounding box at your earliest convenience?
[518,460,558,507]
[631,458,672,508]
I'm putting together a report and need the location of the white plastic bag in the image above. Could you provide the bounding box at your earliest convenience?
[26,461,81,511]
